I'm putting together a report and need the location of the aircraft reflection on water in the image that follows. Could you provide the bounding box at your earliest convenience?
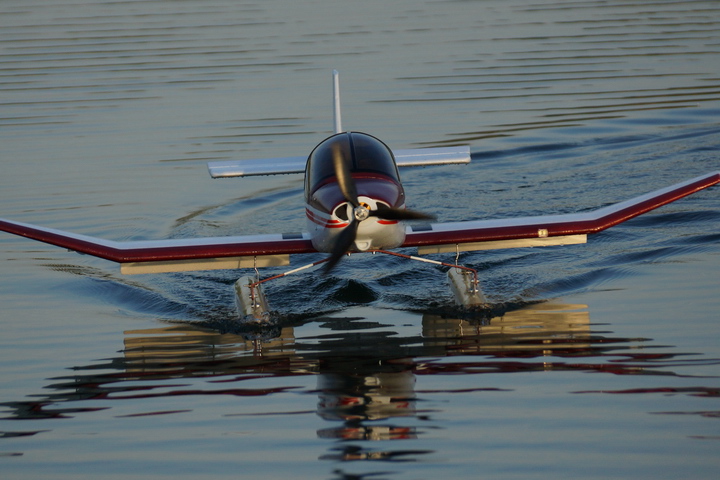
[5,300,695,464]
[0,302,583,461]
[13,301,720,464]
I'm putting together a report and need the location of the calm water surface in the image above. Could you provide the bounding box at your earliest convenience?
[1,1,719,479]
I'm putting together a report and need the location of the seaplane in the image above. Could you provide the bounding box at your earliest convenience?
[1,71,718,322]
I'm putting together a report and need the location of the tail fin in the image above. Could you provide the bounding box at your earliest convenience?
[332,69,343,134]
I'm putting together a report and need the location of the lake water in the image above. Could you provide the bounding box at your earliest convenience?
[1,1,719,479]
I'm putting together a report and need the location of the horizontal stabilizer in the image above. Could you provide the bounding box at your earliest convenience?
[208,155,306,178]
[207,146,470,178]
[395,146,470,167]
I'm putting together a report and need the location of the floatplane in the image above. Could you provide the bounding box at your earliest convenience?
[1,71,718,322]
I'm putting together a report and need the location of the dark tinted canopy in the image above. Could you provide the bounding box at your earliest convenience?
[306,132,399,192]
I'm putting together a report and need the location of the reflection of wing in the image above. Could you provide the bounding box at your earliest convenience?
[403,172,719,254]
[422,302,591,353]
[0,218,314,274]
[207,146,470,178]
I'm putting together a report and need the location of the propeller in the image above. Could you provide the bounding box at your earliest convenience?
[324,143,435,273]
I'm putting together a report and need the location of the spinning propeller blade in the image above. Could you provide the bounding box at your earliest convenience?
[324,219,360,273]
[331,142,359,208]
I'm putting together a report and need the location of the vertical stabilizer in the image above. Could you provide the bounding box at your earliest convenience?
[332,69,342,133]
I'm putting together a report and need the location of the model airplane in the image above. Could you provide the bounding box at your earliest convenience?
[1,71,718,321]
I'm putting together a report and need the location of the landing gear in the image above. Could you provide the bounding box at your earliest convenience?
[235,257,333,323]
[234,250,486,322]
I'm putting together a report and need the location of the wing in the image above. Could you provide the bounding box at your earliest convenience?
[402,172,720,254]
[207,146,471,178]
[3,172,716,274]
[0,218,315,274]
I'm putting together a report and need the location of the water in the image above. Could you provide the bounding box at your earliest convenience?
[1,1,719,478]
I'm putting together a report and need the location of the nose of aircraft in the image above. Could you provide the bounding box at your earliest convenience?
[305,131,434,272]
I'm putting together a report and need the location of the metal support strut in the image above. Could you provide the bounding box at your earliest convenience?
[248,257,333,299]
[236,249,486,321]
[370,249,478,291]
[235,257,333,322]
[371,250,486,307]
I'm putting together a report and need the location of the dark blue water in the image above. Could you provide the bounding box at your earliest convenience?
[1,1,719,478]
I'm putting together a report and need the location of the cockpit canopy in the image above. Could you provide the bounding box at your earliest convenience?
[305,132,400,195]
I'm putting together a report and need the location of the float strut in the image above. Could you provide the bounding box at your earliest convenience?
[371,250,480,291]
[248,257,332,293]
[370,249,486,307]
